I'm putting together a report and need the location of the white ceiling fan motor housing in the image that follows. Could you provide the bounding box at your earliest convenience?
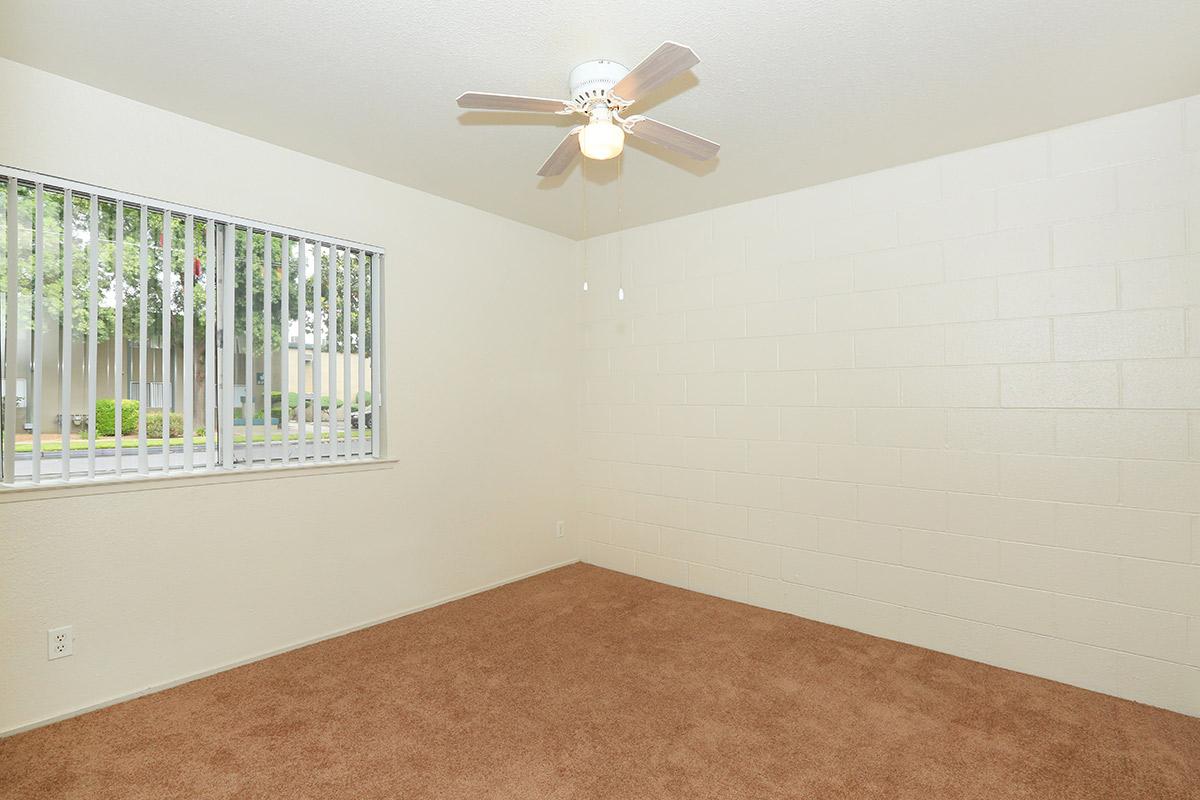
[569,60,630,107]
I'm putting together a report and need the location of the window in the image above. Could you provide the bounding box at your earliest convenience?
[0,166,385,487]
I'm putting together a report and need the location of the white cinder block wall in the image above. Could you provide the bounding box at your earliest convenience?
[577,97,1200,716]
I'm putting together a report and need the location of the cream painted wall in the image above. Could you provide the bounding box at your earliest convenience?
[577,97,1200,716]
[4,55,1199,736]
[0,58,578,734]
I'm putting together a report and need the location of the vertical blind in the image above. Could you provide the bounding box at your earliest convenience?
[0,165,385,487]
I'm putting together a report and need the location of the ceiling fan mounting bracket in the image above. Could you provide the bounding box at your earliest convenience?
[568,59,631,108]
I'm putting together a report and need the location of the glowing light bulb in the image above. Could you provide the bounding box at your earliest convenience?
[617,286,625,301]
[579,111,625,161]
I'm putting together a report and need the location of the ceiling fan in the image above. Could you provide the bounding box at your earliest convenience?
[456,42,720,177]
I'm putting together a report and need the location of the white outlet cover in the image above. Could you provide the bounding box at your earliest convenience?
[48,625,74,660]
[556,520,566,538]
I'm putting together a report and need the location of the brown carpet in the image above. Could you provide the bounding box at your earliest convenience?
[2,563,1198,799]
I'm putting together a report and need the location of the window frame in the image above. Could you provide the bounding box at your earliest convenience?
[0,164,387,489]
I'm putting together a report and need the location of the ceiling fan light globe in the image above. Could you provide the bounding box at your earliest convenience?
[579,121,625,161]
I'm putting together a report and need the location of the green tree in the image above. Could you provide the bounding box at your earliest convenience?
[2,185,374,424]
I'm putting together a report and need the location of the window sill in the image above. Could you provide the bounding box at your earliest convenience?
[0,457,399,505]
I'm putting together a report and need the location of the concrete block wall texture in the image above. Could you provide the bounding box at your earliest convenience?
[576,96,1200,716]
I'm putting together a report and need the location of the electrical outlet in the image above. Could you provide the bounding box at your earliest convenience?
[555,520,566,539]
[48,626,73,660]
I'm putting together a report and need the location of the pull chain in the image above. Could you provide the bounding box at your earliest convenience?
[616,151,625,301]
[580,157,590,292]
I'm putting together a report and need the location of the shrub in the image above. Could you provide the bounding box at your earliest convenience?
[271,392,300,412]
[146,412,184,439]
[96,399,139,436]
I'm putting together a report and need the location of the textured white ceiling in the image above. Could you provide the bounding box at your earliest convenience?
[3,1,1199,239]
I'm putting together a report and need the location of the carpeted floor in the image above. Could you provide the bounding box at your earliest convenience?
[2,563,1198,799]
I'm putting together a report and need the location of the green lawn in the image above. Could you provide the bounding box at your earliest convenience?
[16,429,371,453]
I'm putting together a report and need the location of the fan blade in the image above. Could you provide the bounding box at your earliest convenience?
[457,92,572,113]
[625,116,720,161]
[537,127,583,177]
[609,42,700,104]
